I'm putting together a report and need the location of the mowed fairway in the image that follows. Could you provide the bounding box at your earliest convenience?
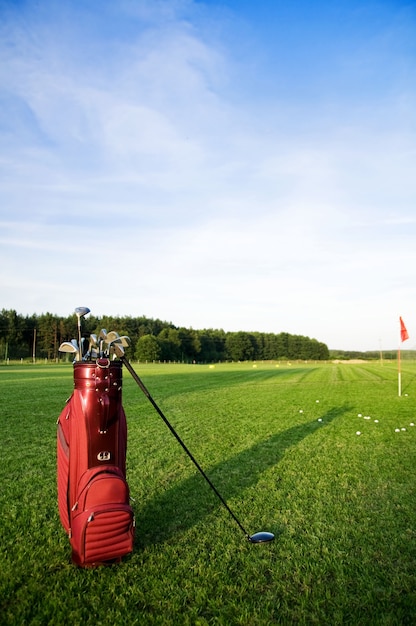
[1,360,416,624]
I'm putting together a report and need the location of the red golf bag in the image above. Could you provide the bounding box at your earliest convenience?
[57,359,135,566]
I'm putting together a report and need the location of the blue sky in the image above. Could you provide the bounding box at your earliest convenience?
[1,0,415,351]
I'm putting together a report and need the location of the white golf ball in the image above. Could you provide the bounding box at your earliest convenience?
[395,428,400,433]
[358,413,362,417]
[374,419,379,423]
[356,431,361,435]
[299,410,303,413]
[410,423,415,427]
[317,418,322,422]
[316,400,320,403]
[401,428,406,431]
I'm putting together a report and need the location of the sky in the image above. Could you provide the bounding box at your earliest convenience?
[1,0,415,351]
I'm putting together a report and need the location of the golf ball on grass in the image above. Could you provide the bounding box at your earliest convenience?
[317,418,322,422]
[356,431,361,436]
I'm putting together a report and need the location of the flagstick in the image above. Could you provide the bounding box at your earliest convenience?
[398,316,409,397]
[398,346,401,397]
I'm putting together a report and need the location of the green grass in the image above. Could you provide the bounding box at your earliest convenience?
[1,360,416,624]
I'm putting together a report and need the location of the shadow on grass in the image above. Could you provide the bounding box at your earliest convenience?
[134,404,351,547]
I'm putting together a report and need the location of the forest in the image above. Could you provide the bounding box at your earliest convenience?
[0,308,330,363]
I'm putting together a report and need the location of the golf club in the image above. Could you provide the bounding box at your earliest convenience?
[69,338,80,361]
[98,329,107,357]
[105,330,119,343]
[104,331,121,358]
[117,335,131,347]
[109,341,124,360]
[113,342,274,544]
[59,341,79,354]
[86,334,98,360]
[108,336,131,359]
[75,307,90,362]
[58,341,79,362]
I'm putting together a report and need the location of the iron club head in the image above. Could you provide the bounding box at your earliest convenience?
[59,341,78,354]
[98,329,107,357]
[59,341,79,362]
[112,342,125,359]
[105,331,119,343]
[84,333,98,360]
[118,335,131,347]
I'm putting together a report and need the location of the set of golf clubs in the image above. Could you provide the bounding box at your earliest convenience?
[58,307,130,362]
[59,307,275,544]
[59,330,130,362]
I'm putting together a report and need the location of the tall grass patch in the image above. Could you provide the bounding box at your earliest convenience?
[1,361,416,624]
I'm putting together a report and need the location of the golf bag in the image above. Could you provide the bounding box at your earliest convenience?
[57,359,135,566]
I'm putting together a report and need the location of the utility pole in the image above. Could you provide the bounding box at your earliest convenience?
[33,328,36,363]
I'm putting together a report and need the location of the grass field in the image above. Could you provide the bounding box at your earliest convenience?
[1,359,416,625]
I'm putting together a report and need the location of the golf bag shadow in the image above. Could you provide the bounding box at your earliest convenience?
[57,359,135,566]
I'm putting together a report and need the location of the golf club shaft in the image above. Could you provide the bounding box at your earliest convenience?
[78,321,82,361]
[121,356,250,539]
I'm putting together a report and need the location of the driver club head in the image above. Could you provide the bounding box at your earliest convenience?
[75,306,90,320]
[248,532,275,544]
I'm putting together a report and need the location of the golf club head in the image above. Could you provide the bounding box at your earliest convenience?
[59,341,78,354]
[90,333,98,347]
[75,306,90,319]
[98,329,107,357]
[68,338,80,361]
[81,337,88,359]
[118,335,131,347]
[107,335,131,351]
[106,331,120,343]
[112,342,125,359]
[108,341,125,359]
[248,532,275,544]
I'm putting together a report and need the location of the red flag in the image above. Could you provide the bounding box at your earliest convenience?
[400,317,409,342]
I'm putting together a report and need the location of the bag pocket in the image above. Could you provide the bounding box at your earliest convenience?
[71,505,135,566]
[70,467,135,566]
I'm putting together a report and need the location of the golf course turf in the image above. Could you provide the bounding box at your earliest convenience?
[1,360,416,624]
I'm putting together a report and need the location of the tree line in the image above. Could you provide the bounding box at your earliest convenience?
[0,309,329,362]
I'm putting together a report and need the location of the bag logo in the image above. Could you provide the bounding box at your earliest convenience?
[97,451,111,461]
